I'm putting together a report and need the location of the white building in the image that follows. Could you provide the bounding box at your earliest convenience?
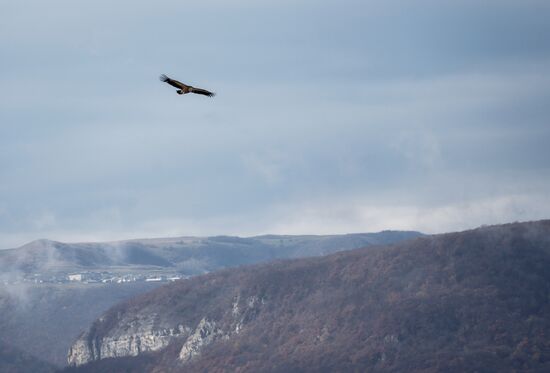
[68,274,83,282]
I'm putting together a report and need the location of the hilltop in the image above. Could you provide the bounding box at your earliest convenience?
[65,220,550,372]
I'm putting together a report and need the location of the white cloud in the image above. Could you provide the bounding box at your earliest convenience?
[265,193,550,235]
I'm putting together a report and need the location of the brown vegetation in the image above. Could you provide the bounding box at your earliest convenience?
[63,220,550,372]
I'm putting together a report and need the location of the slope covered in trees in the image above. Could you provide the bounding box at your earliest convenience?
[65,221,550,372]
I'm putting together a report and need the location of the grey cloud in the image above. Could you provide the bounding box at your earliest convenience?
[1,0,549,249]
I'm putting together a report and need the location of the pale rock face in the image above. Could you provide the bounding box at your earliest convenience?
[67,314,191,366]
[98,327,190,359]
[177,296,266,361]
[232,294,240,316]
[67,293,267,367]
[178,318,224,362]
[67,339,98,366]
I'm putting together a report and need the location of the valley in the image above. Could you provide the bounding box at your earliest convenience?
[0,230,420,368]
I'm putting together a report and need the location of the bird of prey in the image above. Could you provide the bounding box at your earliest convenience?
[159,74,215,97]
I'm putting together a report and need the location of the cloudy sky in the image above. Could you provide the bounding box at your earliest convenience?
[1,0,550,248]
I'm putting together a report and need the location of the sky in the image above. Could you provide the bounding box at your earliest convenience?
[1,0,550,249]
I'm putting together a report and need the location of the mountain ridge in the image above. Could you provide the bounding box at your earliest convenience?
[1,231,423,275]
[64,220,550,372]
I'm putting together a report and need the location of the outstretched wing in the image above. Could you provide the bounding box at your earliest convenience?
[159,74,188,90]
[190,87,216,97]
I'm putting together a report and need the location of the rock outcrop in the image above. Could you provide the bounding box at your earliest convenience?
[178,318,225,361]
[67,289,266,366]
[67,313,192,365]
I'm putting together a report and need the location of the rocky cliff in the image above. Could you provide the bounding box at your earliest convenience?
[67,314,191,365]
[67,288,267,366]
[65,220,550,372]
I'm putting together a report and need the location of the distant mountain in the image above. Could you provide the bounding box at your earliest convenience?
[0,231,422,276]
[0,230,420,368]
[64,220,550,372]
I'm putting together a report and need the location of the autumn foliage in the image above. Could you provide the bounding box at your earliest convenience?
[63,220,550,372]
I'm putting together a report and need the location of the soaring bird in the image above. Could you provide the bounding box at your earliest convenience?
[159,74,215,97]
